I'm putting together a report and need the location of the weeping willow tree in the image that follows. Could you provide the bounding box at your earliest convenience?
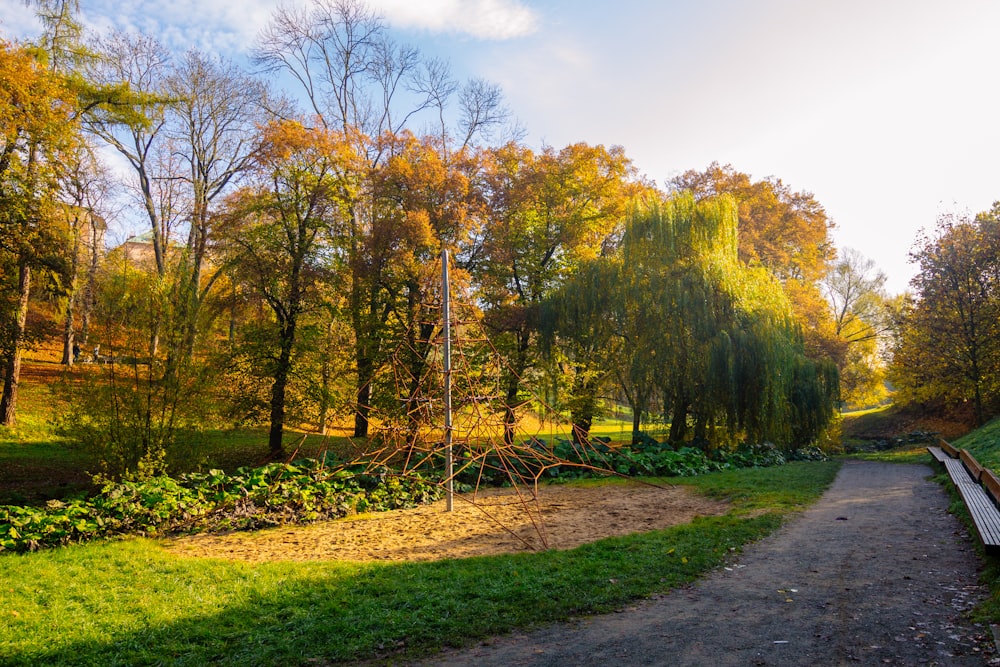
[612,192,838,450]
[539,259,621,445]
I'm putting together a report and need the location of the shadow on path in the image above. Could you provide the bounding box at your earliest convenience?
[417,460,995,666]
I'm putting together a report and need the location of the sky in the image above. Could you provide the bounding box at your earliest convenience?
[3,0,1000,293]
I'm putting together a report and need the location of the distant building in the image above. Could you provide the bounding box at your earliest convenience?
[118,230,159,269]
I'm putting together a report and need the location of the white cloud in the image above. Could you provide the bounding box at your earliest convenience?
[370,0,539,39]
[77,0,282,55]
[0,1,42,39]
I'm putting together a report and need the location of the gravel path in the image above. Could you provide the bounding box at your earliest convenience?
[416,460,996,666]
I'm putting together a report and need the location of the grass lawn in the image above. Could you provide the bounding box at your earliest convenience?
[0,460,840,666]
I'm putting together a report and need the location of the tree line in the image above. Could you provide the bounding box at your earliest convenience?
[890,205,1000,427]
[1,0,895,480]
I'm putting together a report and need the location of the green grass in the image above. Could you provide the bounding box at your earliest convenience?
[840,403,893,419]
[952,416,1000,469]
[848,445,933,465]
[0,460,840,666]
[0,378,90,504]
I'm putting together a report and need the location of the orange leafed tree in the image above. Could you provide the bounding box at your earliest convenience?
[474,142,641,443]
[219,119,360,457]
[0,40,80,426]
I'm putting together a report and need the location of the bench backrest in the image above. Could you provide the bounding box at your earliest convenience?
[940,439,960,458]
[982,469,1000,508]
[961,449,985,482]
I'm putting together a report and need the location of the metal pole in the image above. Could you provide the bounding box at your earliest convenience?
[442,248,454,511]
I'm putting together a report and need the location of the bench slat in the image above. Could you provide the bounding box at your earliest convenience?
[927,446,952,463]
[942,457,1000,548]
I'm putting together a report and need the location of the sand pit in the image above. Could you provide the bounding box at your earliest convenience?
[163,482,730,563]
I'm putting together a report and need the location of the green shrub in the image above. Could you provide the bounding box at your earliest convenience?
[0,460,443,553]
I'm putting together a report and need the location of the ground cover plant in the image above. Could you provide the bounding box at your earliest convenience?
[0,437,820,554]
[0,460,840,666]
[0,461,444,553]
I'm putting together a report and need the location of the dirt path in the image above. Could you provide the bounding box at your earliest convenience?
[415,460,997,666]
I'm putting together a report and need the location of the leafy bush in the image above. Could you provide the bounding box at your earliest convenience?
[444,437,815,485]
[0,460,443,553]
[0,431,825,554]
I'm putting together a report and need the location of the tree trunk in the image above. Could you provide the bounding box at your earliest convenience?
[354,354,373,438]
[318,317,335,435]
[617,370,647,446]
[632,408,642,444]
[569,371,596,447]
[668,389,689,444]
[1,262,31,426]
[61,216,83,366]
[693,410,709,448]
[61,291,76,366]
[570,410,594,448]
[79,223,99,347]
[502,329,532,446]
[268,322,295,459]
[403,292,435,448]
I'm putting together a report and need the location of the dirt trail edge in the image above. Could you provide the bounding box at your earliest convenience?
[414,460,995,667]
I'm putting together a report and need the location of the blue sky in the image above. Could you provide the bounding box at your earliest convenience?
[4,0,1000,293]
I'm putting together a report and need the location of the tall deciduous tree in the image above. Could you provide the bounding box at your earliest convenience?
[475,141,636,444]
[670,163,839,362]
[57,142,111,367]
[539,258,620,445]
[220,120,356,457]
[891,211,1000,424]
[613,193,838,450]
[166,50,267,368]
[0,40,78,426]
[85,31,174,278]
[255,0,514,438]
[823,247,891,407]
[366,132,480,443]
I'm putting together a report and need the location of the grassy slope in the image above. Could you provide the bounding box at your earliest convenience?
[0,461,840,666]
[952,417,1000,470]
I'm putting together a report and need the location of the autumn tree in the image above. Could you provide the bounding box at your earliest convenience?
[163,50,268,371]
[363,132,483,443]
[57,142,112,366]
[891,210,1000,424]
[255,0,514,438]
[220,120,356,457]
[0,40,79,426]
[474,141,636,444]
[85,31,174,279]
[823,247,891,407]
[611,193,838,450]
[539,258,621,445]
[670,163,839,363]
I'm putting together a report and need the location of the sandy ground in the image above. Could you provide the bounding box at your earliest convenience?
[164,481,730,563]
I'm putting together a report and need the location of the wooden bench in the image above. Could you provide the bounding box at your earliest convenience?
[928,444,1000,553]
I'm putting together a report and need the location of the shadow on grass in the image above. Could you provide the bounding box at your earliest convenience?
[3,514,780,666]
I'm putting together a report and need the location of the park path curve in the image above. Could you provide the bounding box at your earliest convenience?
[415,460,996,666]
